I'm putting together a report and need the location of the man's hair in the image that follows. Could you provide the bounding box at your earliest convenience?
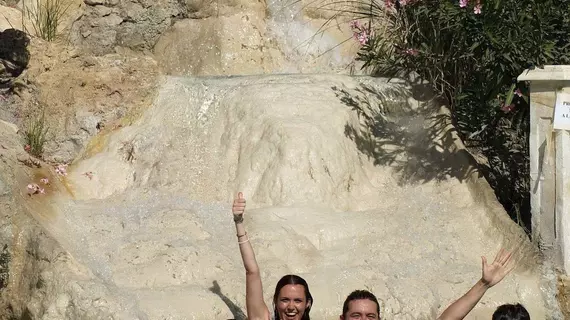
[492,303,530,320]
[342,290,380,317]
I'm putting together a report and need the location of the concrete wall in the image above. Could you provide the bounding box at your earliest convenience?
[519,66,570,274]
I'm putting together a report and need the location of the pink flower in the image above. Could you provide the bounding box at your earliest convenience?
[404,48,419,56]
[460,0,468,7]
[399,0,420,5]
[473,0,482,14]
[514,89,523,97]
[350,20,371,45]
[27,184,36,193]
[501,103,515,113]
[26,183,44,195]
[55,164,68,176]
[40,178,49,185]
[24,144,31,152]
[357,31,370,45]
[349,20,362,29]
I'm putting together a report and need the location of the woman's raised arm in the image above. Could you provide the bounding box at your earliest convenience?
[232,192,270,320]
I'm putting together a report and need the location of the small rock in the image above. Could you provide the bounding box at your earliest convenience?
[0,119,18,133]
[100,13,123,27]
[81,56,98,68]
[94,5,113,17]
[16,154,40,168]
[44,140,78,164]
[84,0,119,6]
[80,29,92,38]
[76,111,101,136]
[84,0,105,5]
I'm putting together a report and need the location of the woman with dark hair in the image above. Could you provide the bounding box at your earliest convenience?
[232,192,313,320]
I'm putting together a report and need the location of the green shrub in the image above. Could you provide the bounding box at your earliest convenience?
[352,0,570,232]
[22,0,71,41]
[24,110,49,158]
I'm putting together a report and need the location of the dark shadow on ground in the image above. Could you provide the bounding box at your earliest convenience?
[332,80,479,185]
[209,280,246,320]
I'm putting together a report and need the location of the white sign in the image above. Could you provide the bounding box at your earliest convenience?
[554,91,570,130]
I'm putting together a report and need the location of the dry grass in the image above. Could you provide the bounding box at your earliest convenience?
[21,0,72,41]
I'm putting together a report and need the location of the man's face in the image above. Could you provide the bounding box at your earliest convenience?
[340,299,379,320]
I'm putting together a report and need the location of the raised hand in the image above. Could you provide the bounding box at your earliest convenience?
[232,192,246,223]
[481,248,515,288]
[437,248,517,320]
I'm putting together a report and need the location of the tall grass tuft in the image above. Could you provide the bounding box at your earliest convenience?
[24,110,49,158]
[21,0,71,41]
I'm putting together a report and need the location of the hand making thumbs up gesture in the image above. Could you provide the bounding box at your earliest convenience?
[232,192,246,224]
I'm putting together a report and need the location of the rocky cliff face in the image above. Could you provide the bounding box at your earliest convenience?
[71,0,359,75]
[70,0,187,55]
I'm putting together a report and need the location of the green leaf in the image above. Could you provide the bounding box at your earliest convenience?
[504,83,516,106]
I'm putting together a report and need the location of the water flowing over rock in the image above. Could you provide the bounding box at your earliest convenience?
[0,74,555,319]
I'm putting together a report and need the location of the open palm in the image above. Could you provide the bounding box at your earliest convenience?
[481,248,515,287]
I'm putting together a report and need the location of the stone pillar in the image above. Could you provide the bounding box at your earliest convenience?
[518,66,570,274]
[556,130,570,273]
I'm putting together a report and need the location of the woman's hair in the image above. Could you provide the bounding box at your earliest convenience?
[273,274,313,320]
[492,303,530,320]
